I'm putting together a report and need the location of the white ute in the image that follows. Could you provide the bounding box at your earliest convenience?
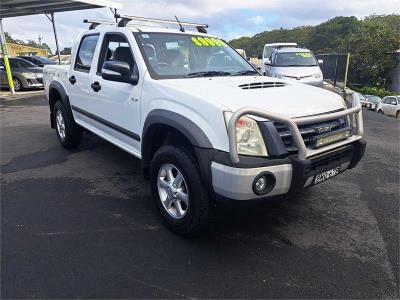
[44,16,366,236]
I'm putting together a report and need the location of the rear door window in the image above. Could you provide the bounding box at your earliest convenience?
[75,34,99,72]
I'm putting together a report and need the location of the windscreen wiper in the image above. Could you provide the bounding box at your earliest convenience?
[187,71,231,78]
[231,70,259,76]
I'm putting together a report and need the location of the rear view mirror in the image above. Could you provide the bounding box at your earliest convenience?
[318,59,324,65]
[101,61,138,85]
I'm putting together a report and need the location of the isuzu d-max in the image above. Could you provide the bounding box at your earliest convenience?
[44,16,366,236]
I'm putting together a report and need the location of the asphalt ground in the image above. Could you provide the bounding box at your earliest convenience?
[1,91,399,299]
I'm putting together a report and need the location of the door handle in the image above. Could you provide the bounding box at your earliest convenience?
[91,82,101,92]
[69,76,76,85]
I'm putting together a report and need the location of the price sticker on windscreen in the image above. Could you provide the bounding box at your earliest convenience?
[191,37,228,47]
[296,52,312,58]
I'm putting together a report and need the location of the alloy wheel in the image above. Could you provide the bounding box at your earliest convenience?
[157,163,189,219]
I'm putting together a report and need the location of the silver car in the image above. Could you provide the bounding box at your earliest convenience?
[365,95,381,111]
[264,47,323,87]
[0,58,44,91]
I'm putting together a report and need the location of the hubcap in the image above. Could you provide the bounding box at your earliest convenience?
[157,163,189,219]
[56,110,66,140]
[13,79,21,91]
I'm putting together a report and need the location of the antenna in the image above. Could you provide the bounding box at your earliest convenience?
[175,16,185,32]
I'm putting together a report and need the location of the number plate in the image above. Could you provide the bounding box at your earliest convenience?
[313,167,341,185]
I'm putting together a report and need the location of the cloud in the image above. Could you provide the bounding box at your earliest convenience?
[2,0,399,53]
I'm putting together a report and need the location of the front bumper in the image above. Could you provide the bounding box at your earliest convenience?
[211,139,366,200]
[210,92,365,201]
[21,76,44,89]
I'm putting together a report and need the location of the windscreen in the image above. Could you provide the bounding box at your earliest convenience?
[366,95,381,103]
[135,33,258,79]
[273,52,318,67]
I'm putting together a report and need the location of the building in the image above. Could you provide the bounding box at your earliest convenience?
[0,42,49,57]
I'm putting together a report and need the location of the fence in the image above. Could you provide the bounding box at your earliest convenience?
[315,53,350,89]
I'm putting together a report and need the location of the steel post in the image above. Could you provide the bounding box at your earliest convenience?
[0,18,15,94]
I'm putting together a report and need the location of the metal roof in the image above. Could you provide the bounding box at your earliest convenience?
[0,0,123,18]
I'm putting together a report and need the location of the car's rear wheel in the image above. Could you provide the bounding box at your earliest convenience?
[150,145,215,236]
[13,77,23,91]
[378,110,384,114]
[53,101,82,149]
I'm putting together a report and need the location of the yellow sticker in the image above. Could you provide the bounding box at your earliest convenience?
[191,37,203,46]
[197,37,209,46]
[204,37,215,46]
[191,36,228,47]
[296,52,312,58]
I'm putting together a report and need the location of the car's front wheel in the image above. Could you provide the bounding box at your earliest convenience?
[53,101,82,149]
[13,77,23,92]
[150,145,215,236]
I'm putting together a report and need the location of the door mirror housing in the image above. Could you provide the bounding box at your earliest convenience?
[0,65,4,70]
[391,101,397,105]
[318,59,324,65]
[101,61,138,85]
[264,58,271,66]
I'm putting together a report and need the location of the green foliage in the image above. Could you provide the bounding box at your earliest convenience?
[230,15,400,88]
[354,86,396,98]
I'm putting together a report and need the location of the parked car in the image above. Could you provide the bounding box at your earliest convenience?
[235,49,247,60]
[365,95,381,111]
[0,57,43,91]
[260,42,297,75]
[44,17,365,236]
[377,96,400,119]
[359,94,368,107]
[18,55,56,67]
[263,47,324,86]
[49,55,71,65]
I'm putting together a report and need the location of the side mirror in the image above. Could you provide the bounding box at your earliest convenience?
[101,61,138,85]
[391,101,397,105]
[318,59,324,65]
[0,65,4,70]
[265,58,271,66]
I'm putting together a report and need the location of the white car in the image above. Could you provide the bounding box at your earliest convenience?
[263,47,324,87]
[377,96,400,119]
[43,16,366,236]
[260,42,297,75]
[365,95,381,111]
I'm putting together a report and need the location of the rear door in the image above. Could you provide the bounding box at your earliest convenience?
[69,33,100,121]
[387,97,398,116]
[89,32,142,156]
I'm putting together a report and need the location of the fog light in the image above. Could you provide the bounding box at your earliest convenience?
[252,172,276,195]
[255,176,267,192]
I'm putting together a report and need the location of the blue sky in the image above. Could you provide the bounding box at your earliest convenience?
[3,0,399,53]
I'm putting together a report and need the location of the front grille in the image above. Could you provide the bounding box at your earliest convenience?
[239,82,285,90]
[274,117,348,154]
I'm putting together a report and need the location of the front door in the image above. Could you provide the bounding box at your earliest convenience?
[90,32,142,156]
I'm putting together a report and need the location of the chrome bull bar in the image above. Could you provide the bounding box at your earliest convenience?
[228,93,364,163]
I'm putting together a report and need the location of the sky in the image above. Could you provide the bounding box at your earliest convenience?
[3,0,399,53]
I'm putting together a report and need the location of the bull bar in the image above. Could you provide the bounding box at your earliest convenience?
[228,93,364,163]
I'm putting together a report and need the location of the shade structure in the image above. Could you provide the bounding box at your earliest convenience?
[0,0,122,94]
[0,0,122,18]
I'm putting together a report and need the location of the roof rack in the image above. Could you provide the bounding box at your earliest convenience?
[116,15,208,33]
[83,19,116,29]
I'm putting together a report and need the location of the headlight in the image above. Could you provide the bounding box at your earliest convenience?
[313,72,322,79]
[22,72,37,79]
[224,112,268,157]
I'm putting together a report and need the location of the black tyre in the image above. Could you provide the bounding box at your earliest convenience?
[53,101,82,149]
[150,145,215,236]
[13,77,23,91]
[378,110,384,114]
[396,111,400,120]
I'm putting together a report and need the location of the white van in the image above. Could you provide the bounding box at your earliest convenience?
[260,43,297,75]
[264,47,324,87]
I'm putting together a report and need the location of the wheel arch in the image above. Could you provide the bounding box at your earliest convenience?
[141,109,213,176]
[48,81,72,128]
